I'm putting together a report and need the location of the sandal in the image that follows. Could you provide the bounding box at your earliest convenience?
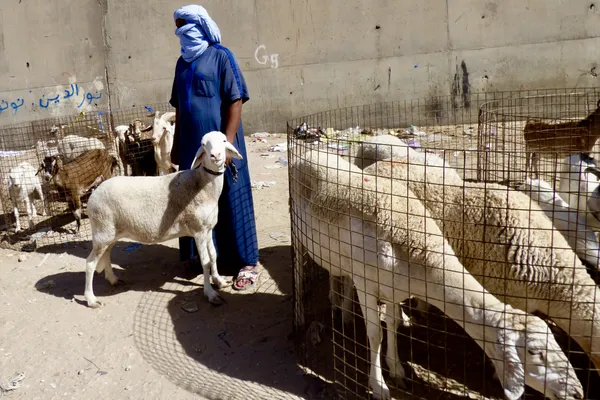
[233,268,260,291]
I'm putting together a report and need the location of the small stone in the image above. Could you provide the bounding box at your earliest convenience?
[181,302,199,313]
[78,370,84,375]
[78,332,83,336]
[50,383,57,389]
[124,386,131,391]
[18,255,26,262]
[125,365,131,371]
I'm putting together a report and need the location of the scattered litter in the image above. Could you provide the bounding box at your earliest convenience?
[405,138,421,149]
[181,302,199,313]
[124,243,142,252]
[0,150,26,158]
[268,143,287,152]
[259,153,273,158]
[264,164,282,169]
[251,132,270,138]
[405,125,427,136]
[254,137,268,143]
[0,372,25,393]
[294,122,323,141]
[35,280,55,290]
[327,143,348,151]
[269,232,290,243]
[278,157,288,166]
[252,181,276,189]
[30,227,52,241]
[37,253,50,268]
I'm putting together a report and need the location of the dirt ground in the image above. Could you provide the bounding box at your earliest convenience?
[1,130,599,400]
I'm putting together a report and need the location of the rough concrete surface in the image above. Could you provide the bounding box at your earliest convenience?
[1,0,599,131]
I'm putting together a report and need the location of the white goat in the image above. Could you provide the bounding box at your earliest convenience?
[83,131,242,308]
[517,177,600,269]
[149,111,178,175]
[558,153,600,230]
[6,162,46,232]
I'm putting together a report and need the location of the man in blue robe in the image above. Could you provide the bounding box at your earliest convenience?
[169,4,260,291]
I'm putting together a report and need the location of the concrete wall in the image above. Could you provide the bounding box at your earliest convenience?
[0,0,599,132]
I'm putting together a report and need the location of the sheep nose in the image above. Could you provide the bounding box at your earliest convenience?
[211,153,223,160]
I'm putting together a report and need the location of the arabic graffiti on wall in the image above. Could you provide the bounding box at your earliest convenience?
[0,80,105,118]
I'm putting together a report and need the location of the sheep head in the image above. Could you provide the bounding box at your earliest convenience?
[486,312,583,400]
[190,131,242,172]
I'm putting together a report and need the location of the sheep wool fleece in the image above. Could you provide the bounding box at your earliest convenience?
[169,44,259,274]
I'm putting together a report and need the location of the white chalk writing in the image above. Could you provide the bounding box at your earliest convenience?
[254,45,279,69]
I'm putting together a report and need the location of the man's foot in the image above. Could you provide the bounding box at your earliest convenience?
[232,266,260,291]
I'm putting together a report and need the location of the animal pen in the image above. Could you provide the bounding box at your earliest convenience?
[288,88,600,400]
[0,102,175,251]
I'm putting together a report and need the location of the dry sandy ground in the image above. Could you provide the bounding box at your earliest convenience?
[1,131,599,400]
[0,135,314,400]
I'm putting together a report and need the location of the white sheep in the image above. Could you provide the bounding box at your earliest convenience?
[5,162,46,232]
[558,153,600,231]
[57,134,106,162]
[516,177,600,269]
[359,141,600,371]
[149,111,178,175]
[83,131,242,308]
[291,150,584,400]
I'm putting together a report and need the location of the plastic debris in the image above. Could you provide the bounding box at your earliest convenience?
[405,138,421,149]
[251,181,276,189]
[0,151,26,158]
[268,143,287,152]
[0,372,25,393]
[405,125,427,136]
[124,242,142,252]
[328,143,348,151]
[278,157,288,166]
[294,122,323,141]
[251,132,270,138]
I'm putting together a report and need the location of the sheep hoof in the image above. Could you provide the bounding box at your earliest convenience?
[208,295,225,306]
[87,300,103,309]
[214,277,229,289]
[369,377,391,400]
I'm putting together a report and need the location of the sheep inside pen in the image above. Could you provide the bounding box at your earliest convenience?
[290,149,584,400]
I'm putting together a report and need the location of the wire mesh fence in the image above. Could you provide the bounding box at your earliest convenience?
[0,102,175,251]
[288,88,600,400]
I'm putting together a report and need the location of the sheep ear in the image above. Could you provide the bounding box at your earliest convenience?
[190,146,205,170]
[585,166,600,179]
[225,141,243,160]
[494,331,525,400]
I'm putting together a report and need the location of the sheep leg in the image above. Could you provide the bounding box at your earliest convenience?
[384,302,407,387]
[340,275,355,325]
[84,242,110,308]
[71,191,82,232]
[13,203,21,232]
[206,234,228,288]
[100,243,124,286]
[194,234,224,305]
[23,196,34,230]
[354,276,390,400]
[37,185,47,216]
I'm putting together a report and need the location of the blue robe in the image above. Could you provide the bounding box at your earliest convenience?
[169,45,259,274]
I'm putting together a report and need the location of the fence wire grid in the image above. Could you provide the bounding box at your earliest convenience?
[288,88,600,400]
[0,102,175,251]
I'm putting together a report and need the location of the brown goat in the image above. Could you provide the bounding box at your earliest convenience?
[523,99,600,178]
[37,149,118,231]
